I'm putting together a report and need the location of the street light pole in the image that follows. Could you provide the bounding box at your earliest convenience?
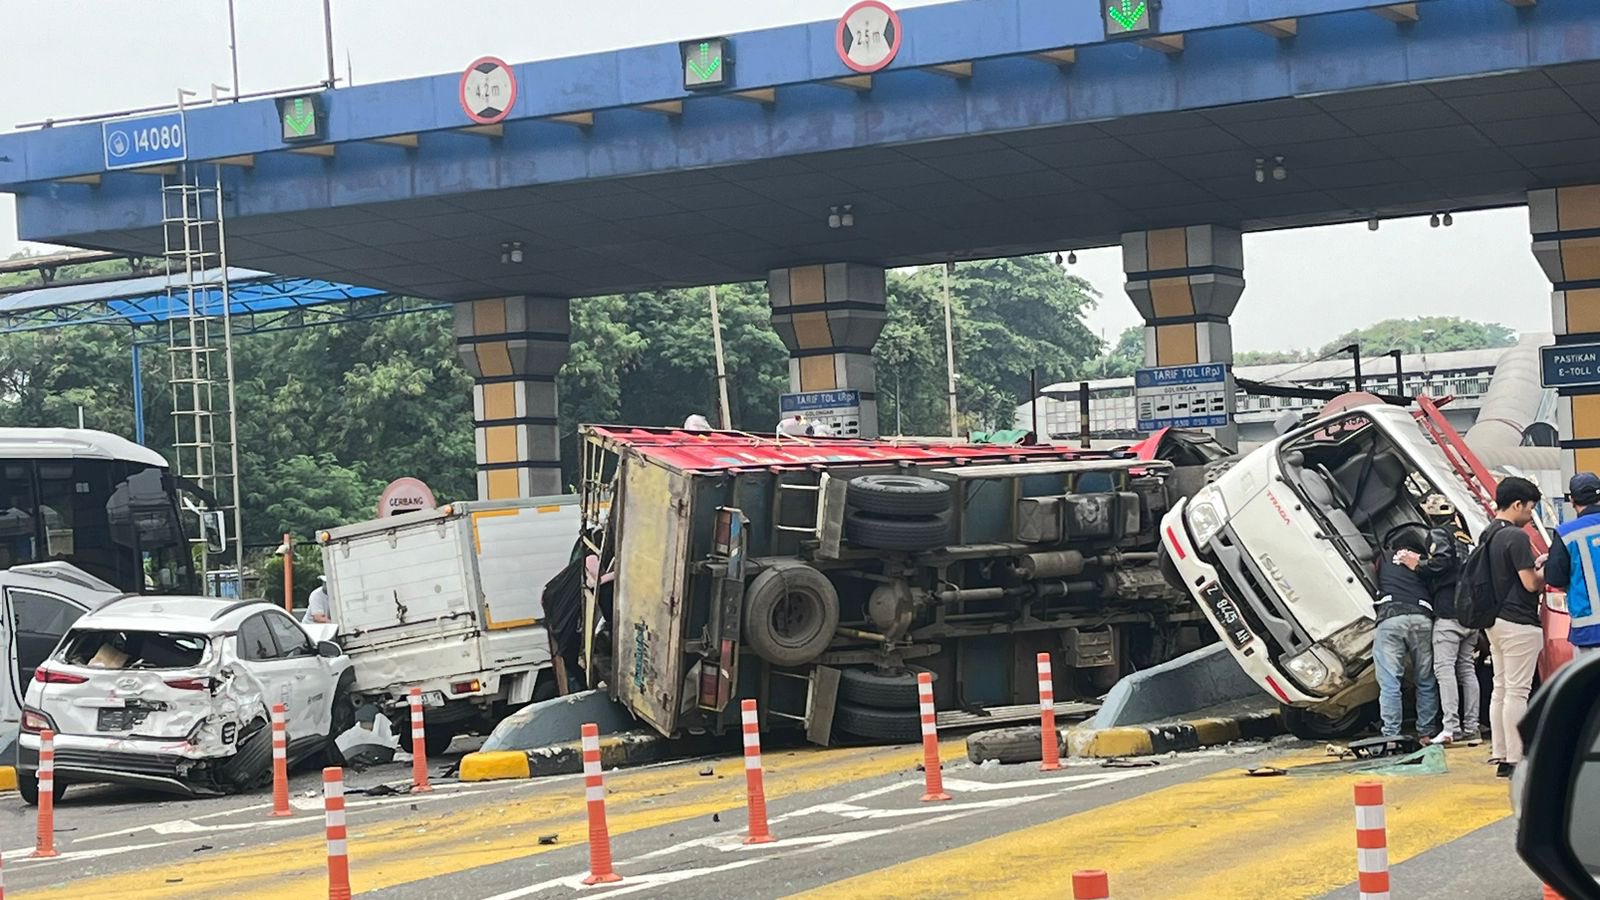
[942,262,960,438]
[708,285,732,429]
[226,0,241,100]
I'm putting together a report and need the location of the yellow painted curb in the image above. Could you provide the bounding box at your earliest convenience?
[0,765,15,792]
[458,750,531,782]
[1190,717,1242,746]
[1068,726,1155,758]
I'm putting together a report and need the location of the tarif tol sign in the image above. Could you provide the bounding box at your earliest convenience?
[1541,343,1600,388]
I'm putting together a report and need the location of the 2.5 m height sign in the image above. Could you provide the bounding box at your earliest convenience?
[1135,363,1230,432]
[102,111,186,170]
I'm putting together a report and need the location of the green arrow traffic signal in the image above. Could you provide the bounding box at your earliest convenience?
[1107,0,1148,31]
[687,42,723,81]
[284,98,316,137]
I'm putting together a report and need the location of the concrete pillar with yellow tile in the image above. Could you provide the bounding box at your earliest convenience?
[453,296,571,499]
[768,263,886,438]
[1121,225,1245,450]
[1532,186,1600,483]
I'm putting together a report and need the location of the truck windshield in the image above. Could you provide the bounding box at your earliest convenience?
[1276,410,1447,589]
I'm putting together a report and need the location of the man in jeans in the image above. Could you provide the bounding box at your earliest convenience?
[1484,476,1546,778]
[1415,496,1479,746]
[1375,528,1440,739]
[1545,472,1600,661]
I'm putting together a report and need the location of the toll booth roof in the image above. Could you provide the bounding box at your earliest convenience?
[583,425,1124,475]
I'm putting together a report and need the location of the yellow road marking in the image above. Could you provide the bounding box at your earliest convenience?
[18,740,965,900]
[795,749,1511,900]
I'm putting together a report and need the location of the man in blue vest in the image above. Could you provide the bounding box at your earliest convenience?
[1545,471,1600,660]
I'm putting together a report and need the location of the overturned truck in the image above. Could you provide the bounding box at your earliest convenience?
[564,426,1224,744]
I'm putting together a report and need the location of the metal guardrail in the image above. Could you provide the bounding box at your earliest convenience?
[14,81,332,131]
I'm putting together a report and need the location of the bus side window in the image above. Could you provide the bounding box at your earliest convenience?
[0,463,38,568]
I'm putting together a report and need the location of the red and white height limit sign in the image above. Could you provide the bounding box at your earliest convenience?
[837,1,903,73]
[460,56,517,125]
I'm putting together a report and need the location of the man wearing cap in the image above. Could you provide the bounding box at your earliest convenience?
[1415,495,1480,745]
[303,575,332,624]
[1545,472,1600,660]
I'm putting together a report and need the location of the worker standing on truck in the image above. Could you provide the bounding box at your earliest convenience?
[1544,472,1600,660]
[1416,496,1480,746]
[1377,529,1441,740]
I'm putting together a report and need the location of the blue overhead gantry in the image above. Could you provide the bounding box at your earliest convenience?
[0,0,1596,300]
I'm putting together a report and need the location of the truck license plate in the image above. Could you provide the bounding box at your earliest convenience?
[1203,584,1253,648]
[421,691,446,709]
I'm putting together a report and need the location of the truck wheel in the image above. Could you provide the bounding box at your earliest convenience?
[838,667,933,709]
[846,511,950,552]
[425,728,457,757]
[833,702,922,743]
[1281,702,1373,740]
[17,769,67,807]
[744,562,840,667]
[847,475,952,518]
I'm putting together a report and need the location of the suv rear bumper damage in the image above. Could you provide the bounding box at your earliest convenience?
[17,731,239,797]
[1165,498,1371,712]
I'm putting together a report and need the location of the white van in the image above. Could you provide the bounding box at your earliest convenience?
[1161,403,1487,737]
[318,497,576,752]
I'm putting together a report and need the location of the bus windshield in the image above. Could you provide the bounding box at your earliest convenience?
[0,456,196,595]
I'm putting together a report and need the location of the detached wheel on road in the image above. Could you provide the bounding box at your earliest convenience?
[838,667,934,709]
[833,702,923,743]
[17,769,67,806]
[1281,702,1373,740]
[847,475,952,518]
[743,561,841,667]
[846,511,950,552]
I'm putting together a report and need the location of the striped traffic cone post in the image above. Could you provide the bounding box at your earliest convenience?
[324,767,352,900]
[917,672,950,802]
[1072,869,1111,899]
[1354,781,1390,900]
[580,723,622,885]
[1037,652,1060,771]
[408,687,432,793]
[269,703,292,817]
[741,699,775,844]
[31,729,58,858]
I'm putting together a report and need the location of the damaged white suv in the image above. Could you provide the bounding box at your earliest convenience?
[17,596,354,802]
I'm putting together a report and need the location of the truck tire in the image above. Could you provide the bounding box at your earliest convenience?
[838,667,933,709]
[847,475,952,518]
[1281,702,1373,741]
[743,562,840,667]
[846,511,950,552]
[425,728,457,757]
[966,725,1057,765]
[833,702,922,743]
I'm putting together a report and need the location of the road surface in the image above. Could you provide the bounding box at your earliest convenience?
[0,736,1545,899]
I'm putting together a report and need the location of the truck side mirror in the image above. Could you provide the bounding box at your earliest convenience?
[201,510,228,554]
[1515,652,1600,898]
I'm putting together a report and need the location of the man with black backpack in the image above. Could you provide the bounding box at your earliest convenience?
[1460,476,1546,777]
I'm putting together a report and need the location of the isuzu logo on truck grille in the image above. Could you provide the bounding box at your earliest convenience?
[1258,553,1299,604]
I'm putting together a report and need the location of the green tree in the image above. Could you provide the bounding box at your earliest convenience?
[1318,317,1515,357]
[1098,326,1146,378]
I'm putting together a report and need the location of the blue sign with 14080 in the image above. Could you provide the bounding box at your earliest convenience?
[102,112,187,170]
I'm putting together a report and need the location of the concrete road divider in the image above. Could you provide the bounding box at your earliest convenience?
[1037,653,1060,772]
[31,729,57,859]
[1354,780,1390,900]
[1073,869,1111,899]
[581,723,622,885]
[409,687,432,793]
[270,703,292,818]
[460,730,686,782]
[918,672,950,802]
[324,767,352,900]
[1064,709,1283,759]
[741,699,774,844]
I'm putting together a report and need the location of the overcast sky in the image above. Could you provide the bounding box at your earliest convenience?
[0,0,1557,351]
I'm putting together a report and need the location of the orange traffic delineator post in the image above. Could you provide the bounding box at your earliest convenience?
[269,703,292,817]
[741,699,775,844]
[324,766,352,900]
[1072,869,1110,899]
[917,672,950,802]
[1354,781,1391,900]
[408,687,432,793]
[1037,652,1061,771]
[1542,885,1564,900]
[31,729,58,858]
[580,722,622,885]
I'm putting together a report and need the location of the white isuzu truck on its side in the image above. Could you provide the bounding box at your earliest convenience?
[1161,399,1488,738]
[318,497,576,753]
